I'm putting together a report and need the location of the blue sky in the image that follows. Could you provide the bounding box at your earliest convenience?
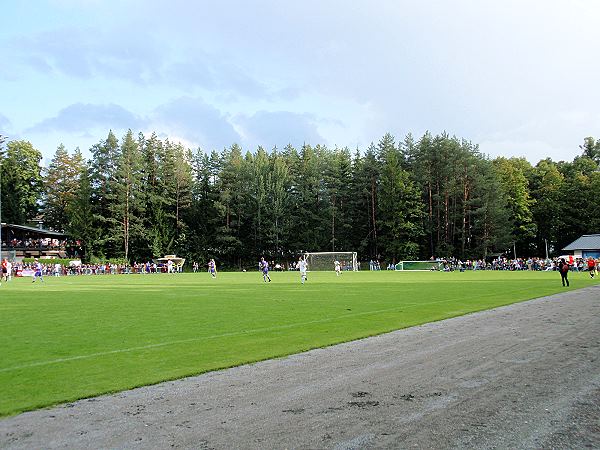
[1,0,599,163]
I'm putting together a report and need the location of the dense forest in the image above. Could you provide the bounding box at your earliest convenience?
[1,131,599,268]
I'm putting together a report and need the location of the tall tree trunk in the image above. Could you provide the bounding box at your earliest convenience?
[428,181,433,258]
[331,193,336,251]
[371,176,377,256]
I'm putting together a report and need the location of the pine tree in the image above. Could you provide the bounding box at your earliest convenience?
[43,145,83,231]
[66,160,97,260]
[377,134,424,260]
[492,157,537,255]
[89,130,120,257]
[108,130,145,261]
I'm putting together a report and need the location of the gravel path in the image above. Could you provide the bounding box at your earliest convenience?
[2,286,600,449]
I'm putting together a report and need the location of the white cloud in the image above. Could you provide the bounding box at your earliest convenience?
[26,103,145,135]
[234,110,325,151]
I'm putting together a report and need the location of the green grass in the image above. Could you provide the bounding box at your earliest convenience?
[1,270,597,417]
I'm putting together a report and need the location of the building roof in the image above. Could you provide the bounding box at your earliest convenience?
[1,223,67,237]
[562,234,600,251]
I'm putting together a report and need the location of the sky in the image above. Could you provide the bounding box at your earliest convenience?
[1,0,599,164]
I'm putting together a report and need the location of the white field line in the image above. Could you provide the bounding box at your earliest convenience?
[0,292,524,374]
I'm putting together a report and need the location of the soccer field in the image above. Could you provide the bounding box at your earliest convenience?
[1,270,597,417]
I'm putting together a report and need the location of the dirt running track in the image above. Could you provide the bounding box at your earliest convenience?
[2,286,600,449]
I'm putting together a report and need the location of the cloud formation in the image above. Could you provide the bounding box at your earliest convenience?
[26,103,146,135]
[151,97,240,151]
[235,110,324,151]
[0,113,11,133]
[3,0,600,162]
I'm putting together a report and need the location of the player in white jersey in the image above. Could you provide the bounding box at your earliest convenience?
[334,260,341,276]
[259,257,272,282]
[32,259,44,283]
[208,259,217,278]
[298,257,308,284]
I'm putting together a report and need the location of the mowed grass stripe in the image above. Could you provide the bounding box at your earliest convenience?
[0,294,506,374]
[1,270,597,416]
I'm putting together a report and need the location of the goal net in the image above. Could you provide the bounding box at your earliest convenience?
[303,252,358,271]
[395,260,442,271]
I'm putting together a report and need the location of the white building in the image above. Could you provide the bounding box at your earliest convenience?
[562,234,600,259]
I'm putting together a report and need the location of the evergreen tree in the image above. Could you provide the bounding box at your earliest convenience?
[492,157,537,255]
[323,147,353,251]
[108,130,145,261]
[140,132,169,258]
[66,161,97,260]
[89,130,120,257]
[187,148,219,264]
[43,145,83,231]
[470,160,513,259]
[214,144,247,265]
[377,134,423,260]
[267,149,291,257]
[529,159,565,256]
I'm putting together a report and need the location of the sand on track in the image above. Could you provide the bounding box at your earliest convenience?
[2,286,600,449]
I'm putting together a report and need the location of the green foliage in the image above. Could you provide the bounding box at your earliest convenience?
[377,133,423,260]
[493,157,537,252]
[6,131,600,264]
[0,140,43,224]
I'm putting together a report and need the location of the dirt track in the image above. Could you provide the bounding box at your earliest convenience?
[2,286,600,449]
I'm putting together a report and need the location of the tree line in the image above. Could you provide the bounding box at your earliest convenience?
[1,131,599,268]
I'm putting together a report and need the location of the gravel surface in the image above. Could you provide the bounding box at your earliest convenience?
[2,286,600,449]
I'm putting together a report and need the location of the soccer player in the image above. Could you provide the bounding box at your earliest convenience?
[299,256,308,284]
[32,258,44,283]
[1,258,7,282]
[334,260,341,276]
[260,257,272,282]
[587,257,596,279]
[208,259,217,278]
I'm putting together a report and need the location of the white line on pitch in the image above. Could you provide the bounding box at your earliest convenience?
[0,291,529,374]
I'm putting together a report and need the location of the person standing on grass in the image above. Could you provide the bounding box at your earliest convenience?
[32,258,44,283]
[1,258,7,282]
[558,258,570,287]
[260,257,272,282]
[334,260,341,276]
[208,259,217,278]
[587,257,596,279]
[299,256,308,284]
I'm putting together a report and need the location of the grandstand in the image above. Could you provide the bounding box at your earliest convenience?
[0,223,69,260]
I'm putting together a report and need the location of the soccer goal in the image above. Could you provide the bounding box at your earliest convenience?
[303,252,358,271]
[395,260,442,271]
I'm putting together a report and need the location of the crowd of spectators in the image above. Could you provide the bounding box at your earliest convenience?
[9,261,184,277]
[435,256,597,272]
[3,238,69,248]
[3,255,599,278]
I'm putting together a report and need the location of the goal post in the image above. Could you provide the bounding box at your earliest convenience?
[303,252,358,271]
[395,260,442,271]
